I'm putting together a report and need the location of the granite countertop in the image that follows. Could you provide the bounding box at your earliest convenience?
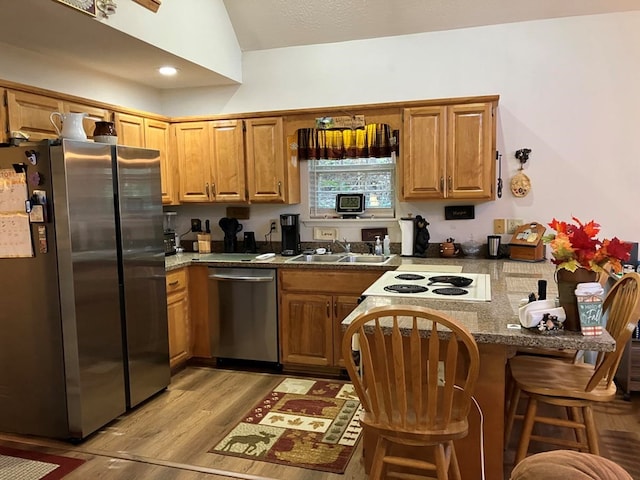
[164,251,403,271]
[341,259,617,352]
[165,252,615,352]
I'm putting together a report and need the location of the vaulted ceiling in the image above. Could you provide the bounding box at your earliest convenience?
[0,0,638,89]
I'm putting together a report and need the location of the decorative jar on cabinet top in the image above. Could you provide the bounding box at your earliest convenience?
[93,121,118,144]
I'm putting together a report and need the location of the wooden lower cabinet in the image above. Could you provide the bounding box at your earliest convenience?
[279,269,383,370]
[166,268,190,369]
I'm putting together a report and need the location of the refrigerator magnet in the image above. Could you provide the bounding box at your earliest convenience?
[29,205,45,223]
[37,225,48,254]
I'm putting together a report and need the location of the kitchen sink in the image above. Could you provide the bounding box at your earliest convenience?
[286,253,395,264]
[287,254,348,263]
[339,254,393,264]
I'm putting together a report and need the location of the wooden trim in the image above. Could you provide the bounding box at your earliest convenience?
[1,77,498,131]
[132,0,161,12]
[0,78,169,122]
[170,95,500,123]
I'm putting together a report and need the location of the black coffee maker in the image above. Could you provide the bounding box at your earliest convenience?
[280,214,300,256]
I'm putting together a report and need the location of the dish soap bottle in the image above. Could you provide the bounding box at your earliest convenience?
[383,234,391,256]
[374,236,382,255]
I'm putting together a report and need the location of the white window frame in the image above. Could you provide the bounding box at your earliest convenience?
[307,155,396,219]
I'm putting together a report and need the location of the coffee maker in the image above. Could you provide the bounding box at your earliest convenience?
[280,214,300,256]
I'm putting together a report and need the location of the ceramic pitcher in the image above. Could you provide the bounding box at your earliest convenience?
[50,112,88,140]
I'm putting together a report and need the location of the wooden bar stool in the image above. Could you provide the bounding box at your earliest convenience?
[505,273,640,464]
[342,305,480,480]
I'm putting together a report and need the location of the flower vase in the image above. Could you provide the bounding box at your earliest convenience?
[556,268,599,332]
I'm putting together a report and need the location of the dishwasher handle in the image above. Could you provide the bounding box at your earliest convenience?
[209,273,274,282]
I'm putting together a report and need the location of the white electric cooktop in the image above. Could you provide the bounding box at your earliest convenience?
[362,270,492,302]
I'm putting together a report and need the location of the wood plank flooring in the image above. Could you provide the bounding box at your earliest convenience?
[1,366,639,479]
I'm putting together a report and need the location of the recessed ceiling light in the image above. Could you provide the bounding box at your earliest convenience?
[158,66,178,76]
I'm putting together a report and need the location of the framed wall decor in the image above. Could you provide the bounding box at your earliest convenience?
[53,0,97,17]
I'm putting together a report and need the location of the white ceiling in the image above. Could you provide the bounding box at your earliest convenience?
[0,0,638,90]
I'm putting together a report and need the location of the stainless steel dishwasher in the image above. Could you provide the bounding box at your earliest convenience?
[208,267,278,363]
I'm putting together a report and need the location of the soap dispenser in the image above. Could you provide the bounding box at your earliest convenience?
[374,236,382,255]
[383,234,391,256]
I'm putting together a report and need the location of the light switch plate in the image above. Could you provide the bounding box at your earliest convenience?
[313,227,338,240]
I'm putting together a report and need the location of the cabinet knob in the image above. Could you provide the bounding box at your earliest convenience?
[278,180,282,196]
[448,176,452,191]
[205,182,210,198]
[326,301,330,317]
[440,177,444,191]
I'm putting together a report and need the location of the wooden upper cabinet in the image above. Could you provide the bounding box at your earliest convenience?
[144,119,176,205]
[245,117,285,203]
[114,112,145,147]
[175,122,212,203]
[209,120,246,203]
[6,90,63,140]
[447,103,494,199]
[402,106,446,199]
[402,102,495,201]
[64,101,110,139]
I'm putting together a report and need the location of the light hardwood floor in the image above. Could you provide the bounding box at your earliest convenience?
[1,366,639,479]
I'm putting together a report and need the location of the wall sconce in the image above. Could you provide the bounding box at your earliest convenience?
[97,0,117,18]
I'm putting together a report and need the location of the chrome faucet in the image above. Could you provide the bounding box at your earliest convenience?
[333,238,351,253]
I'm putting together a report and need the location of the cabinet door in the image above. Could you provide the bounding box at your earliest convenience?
[245,117,285,203]
[6,90,63,140]
[114,112,145,147]
[333,295,361,368]
[64,102,111,140]
[167,290,190,369]
[401,106,446,199]
[280,292,333,366]
[210,120,246,203]
[175,122,212,202]
[144,119,176,205]
[447,103,494,199]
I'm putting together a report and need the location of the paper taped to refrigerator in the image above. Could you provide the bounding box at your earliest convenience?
[0,169,33,258]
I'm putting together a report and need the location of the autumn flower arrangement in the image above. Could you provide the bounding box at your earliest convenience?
[544,217,631,274]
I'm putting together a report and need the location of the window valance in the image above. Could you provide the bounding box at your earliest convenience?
[297,124,398,160]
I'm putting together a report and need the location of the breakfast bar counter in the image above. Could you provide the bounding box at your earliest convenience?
[341,258,617,480]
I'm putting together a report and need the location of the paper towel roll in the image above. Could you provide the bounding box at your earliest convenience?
[399,218,415,256]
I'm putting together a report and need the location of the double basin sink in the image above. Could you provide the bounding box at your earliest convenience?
[286,253,395,265]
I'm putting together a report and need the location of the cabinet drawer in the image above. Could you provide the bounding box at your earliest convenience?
[166,268,187,294]
[279,269,382,295]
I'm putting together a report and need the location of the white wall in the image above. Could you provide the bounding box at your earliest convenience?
[104,0,242,83]
[0,42,161,112]
[163,11,640,247]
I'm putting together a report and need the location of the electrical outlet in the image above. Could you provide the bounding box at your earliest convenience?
[268,219,278,234]
[493,218,506,235]
[507,219,524,234]
[313,227,338,241]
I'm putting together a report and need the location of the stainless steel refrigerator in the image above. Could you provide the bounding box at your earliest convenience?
[0,139,169,441]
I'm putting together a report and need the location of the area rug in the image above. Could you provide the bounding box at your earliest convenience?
[0,445,85,480]
[209,377,363,473]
